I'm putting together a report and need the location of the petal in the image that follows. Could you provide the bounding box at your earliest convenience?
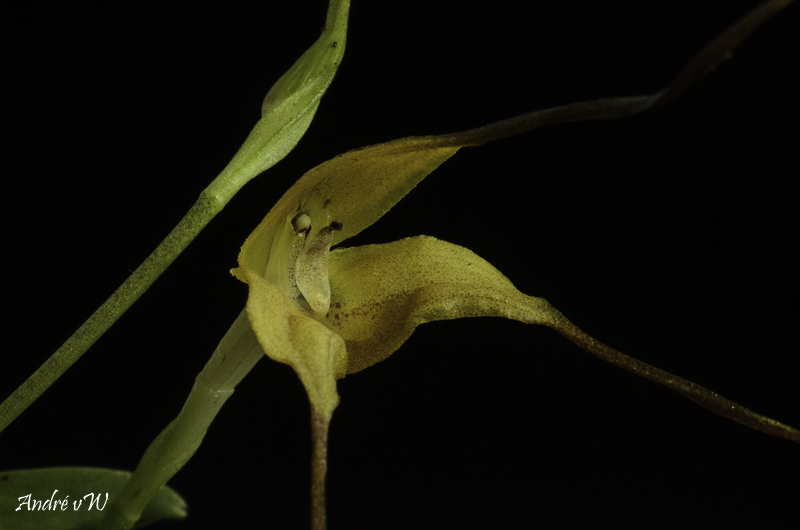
[232,267,347,421]
[239,0,795,276]
[238,138,460,276]
[323,236,559,374]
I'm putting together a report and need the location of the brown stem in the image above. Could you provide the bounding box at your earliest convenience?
[544,312,800,444]
[387,0,796,152]
[311,406,330,530]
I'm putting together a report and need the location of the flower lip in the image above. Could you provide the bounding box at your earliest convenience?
[294,220,342,318]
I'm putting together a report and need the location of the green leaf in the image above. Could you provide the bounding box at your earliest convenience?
[0,467,186,530]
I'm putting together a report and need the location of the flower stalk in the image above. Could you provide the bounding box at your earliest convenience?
[0,0,350,434]
[311,406,330,530]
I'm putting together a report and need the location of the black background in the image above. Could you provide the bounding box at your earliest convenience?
[2,1,799,528]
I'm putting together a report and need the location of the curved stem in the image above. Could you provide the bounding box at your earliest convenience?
[545,310,800,445]
[99,309,263,530]
[0,0,352,434]
[0,193,222,433]
[408,0,795,150]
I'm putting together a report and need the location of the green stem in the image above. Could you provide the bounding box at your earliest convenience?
[0,192,222,433]
[100,309,263,530]
[0,0,351,434]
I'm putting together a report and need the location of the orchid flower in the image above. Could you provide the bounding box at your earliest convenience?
[231,3,798,527]
[1,1,797,529]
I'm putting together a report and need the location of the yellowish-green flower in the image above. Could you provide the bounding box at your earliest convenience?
[231,100,800,528]
[231,104,800,530]
[231,0,800,450]
[232,135,558,424]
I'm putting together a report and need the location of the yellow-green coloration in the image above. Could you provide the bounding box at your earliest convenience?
[4,2,799,529]
[325,237,557,374]
[227,11,800,525]
[205,0,349,202]
[230,128,564,530]
[233,267,346,422]
[232,132,558,424]
[296,225,340,317]
[0,0,350,435]
[237,138,459,276]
